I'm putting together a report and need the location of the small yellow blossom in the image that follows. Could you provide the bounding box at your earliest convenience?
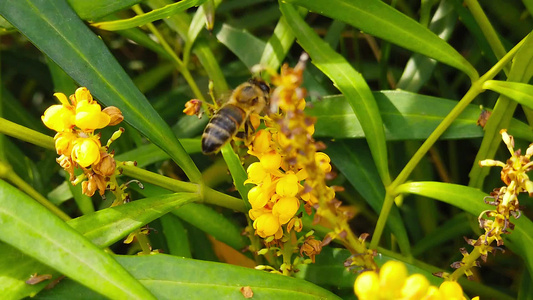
[260,151,282,171]
[246,162,268,184]
[272,196,299,224]
[54,131,77,156]
[354,271,380,300]
[183,99,202,116]
[253,213,281,238]
[75,99,111,132]
[42,104,75,132]
[275,173,299,197]
[71,137,101,168]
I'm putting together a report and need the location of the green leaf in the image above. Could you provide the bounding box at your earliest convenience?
[0,0,202,182]
[395,181,533,278]
[326,140,411,255]
[92,0,207,31]
[159,214,192,257]
[397,0,457,92]
[37,254,342,299]
[0,191,196,298]
[221,144,250,210]
[67,0,142,21]
[307,91,533,142]
[280,2,390,185]
[0,179,155,299]
[284,0,479,81]
[214,23,266,70]
[260,15,297,70]
[68,193,199,247]
[483,81,533,109]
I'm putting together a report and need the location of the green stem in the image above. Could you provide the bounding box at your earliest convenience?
[120,163,245,212]
[448,246,481,281]
[132,5,205,103]
[463,0,509,74]
[0,161,71,221]
[134,229,153,254]
[0,118,54,150]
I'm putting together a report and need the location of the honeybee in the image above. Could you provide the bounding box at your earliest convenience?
[202,78,270,154]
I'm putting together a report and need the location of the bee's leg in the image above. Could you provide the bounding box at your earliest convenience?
[243,119,255,145]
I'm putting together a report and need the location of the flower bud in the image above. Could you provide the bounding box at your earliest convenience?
[102,106,124,126]
[93,152,116,177]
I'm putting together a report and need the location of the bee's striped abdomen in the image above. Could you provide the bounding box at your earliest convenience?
[201,105,245,154]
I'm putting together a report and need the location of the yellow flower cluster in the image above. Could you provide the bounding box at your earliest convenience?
[354,261,476,300]
[244,54,334,241]
[41,87,123,196]
[246,128,332,238]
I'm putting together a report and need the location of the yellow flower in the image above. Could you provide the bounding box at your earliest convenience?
[75,99,111,132]
[253,213,281,238]
[276,173,299,197]
[379,260,407,298]
[245,162,268,184]
[71,137,101,168]
[439,281,464,300]
[315,152,332,173]
[41,104,75,132]
[54,131,77,156]
[183,99,201,116]
[401,274,429,300]
[354,271,379,300]
[252,130,272,154]
[272,196,299,224]
[248,186,269,209]
[260,151,282,171]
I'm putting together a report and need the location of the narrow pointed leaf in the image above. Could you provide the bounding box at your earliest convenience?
[284,0,478,81]
[307,92,533,142]
[67,0,142,21]
[483,81,533,109]
[281,2,390,184]
[215,23,266,70]
[37,254,342,299]
[0,180,155,299]
[92,0,207,31]
[68,193,199,247]
[0,0,201,182]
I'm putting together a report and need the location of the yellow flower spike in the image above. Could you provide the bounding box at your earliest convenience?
[276,173,299,197]
[71,137,102,168]
[245,162,267,184]
[379,260,407,298]
[439,281,464,300]
[75,87,93,103]
[75,100,111,132]
[41,104,76,132]
[253,130,272,154]
[248,186,269,209]
[315,152,332,173]
[401,274,429,300]
[260,151,282,171]
[54,131,77,156]
[253,213,281,238]
[354,271,380,300]
[272,196,300,224]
